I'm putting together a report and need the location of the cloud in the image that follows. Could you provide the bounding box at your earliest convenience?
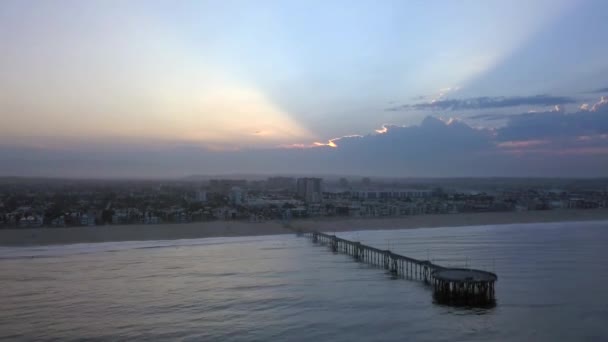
[497,96,608,142]
[2,99,608,178]
[0,117,495,177]
[324,116,492,152]
[497,140,548,149]
[467,113,512,121]
[578,96,608,112]
[313,140,338,148]
[429,86,461,103]
[591,96,608,112]
[387,94,576,111]
[588,87,608,94]
[375,124,390,133]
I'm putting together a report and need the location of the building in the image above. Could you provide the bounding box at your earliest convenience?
[80,213,96,226]
[19,215,43,228]
[194,189,207,202]
[229,187,244,205]
[266,177,296,191]
[296,178,323,203]
[209,179,247,194]
[351,189,432,200]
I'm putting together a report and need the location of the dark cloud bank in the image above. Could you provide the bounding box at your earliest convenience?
[2,97,608,178]
[590,87,608,94]
[388,94,576,111]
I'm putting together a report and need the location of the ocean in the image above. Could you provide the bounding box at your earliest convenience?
[1,221,607,341]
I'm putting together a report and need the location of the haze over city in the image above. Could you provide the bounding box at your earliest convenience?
[2,0,608,178]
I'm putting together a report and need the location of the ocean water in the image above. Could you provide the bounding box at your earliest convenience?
[1,221,607,341]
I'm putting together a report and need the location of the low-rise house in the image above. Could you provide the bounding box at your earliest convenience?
[19,215,43,228]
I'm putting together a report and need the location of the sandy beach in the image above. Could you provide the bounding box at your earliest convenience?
[1,209,607,246]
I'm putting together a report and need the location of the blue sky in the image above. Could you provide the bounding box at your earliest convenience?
[1,0,608,177]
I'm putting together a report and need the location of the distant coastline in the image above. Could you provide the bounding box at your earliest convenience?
[1,209,608,246]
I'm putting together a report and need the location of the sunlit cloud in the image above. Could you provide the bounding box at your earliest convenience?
[313,140,338,148]
[312,134,363,148]
[430,86,461,103]
[277,143,314,149]
[446,117,457,125]
[591,96,608,112]
[498,140,549,148]
[375,125,389,134]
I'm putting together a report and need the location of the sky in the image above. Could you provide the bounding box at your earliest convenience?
[1,0,608,178]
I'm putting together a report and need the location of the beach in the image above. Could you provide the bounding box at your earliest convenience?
[1,208,608,246]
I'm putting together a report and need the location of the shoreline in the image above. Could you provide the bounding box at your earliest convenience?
[1,209,607,246]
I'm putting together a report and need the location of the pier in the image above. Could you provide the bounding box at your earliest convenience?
[304,231,497,306]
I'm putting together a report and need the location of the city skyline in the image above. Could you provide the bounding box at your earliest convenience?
[2,0,608,177]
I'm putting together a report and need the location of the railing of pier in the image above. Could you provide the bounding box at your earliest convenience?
[304,231,441,282]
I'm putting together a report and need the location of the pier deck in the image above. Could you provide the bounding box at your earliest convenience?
[303,231,497,306]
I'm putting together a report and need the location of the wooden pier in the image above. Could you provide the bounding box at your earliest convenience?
[304,231,497,306]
